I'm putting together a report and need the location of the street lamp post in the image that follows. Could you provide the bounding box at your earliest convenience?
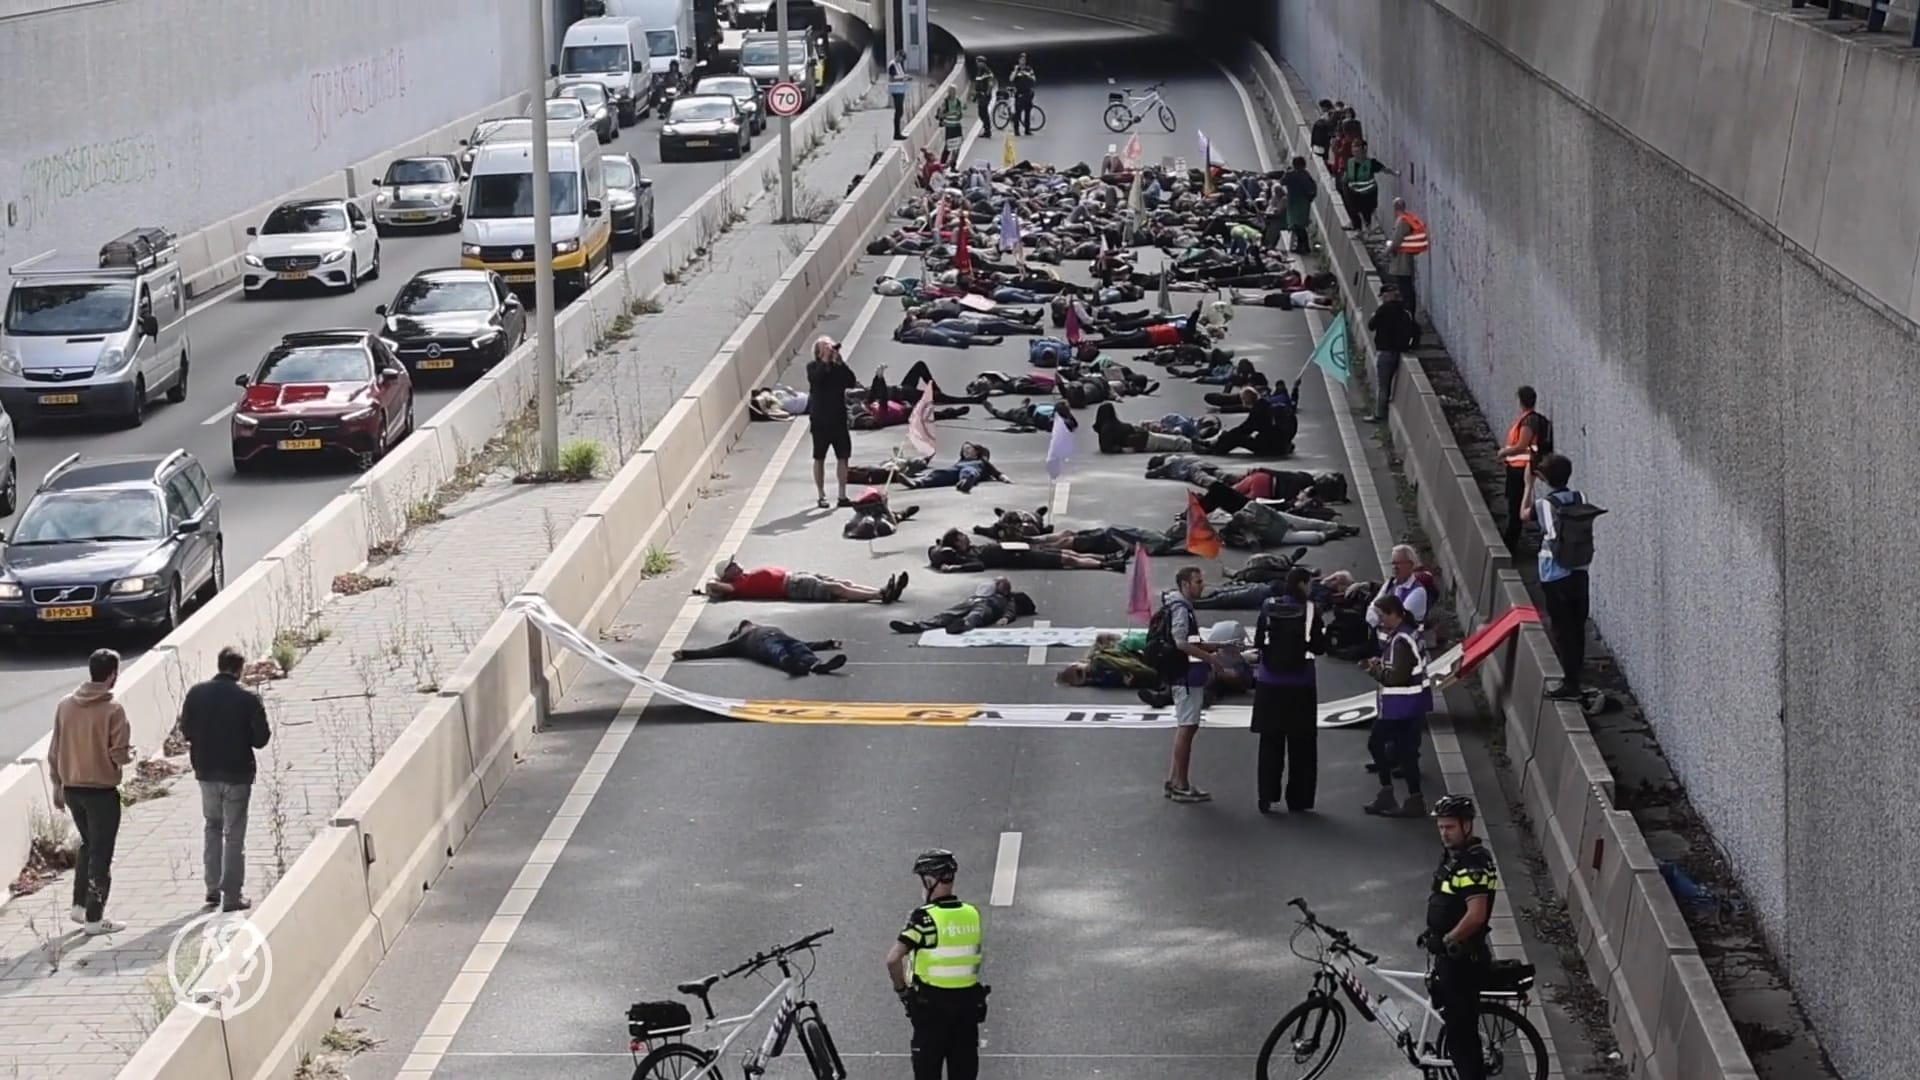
[776,0,794,220]
[530,0,560,472]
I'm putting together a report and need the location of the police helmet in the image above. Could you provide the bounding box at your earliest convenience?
[1431,794,1477,821]
[913,849,959,879]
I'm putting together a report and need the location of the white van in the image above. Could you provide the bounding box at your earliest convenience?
[0,227,190,429]
[459,125,612,300]
[602,0,696,76]
[559,17,653,125]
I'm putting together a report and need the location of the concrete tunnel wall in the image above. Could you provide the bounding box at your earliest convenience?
[0,0,539,266]
[1265,1,1920,1077]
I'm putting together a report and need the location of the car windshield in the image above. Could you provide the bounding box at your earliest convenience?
[603,158,636,188]
[647,30,677,57]
[561,84,607,106]
[671,98,735,122]
[2,282,134,336]
[257,345,372,384]
[467,172,582,218]
[741,41,806,66]
[386,159,454,185]
[391,279,494,315]
[698,78,752,99]
[561,43,629,74]
[10,490,165,544]
[262,205,348,234]
[545,99,587,120]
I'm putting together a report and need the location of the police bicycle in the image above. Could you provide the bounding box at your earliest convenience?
[1102,79,1177,133]
[990,85,1046,132]
[626,928,848,1080]
[1256,899,1549,1080]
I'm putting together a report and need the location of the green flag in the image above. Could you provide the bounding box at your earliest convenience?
[1310,312,1352,385]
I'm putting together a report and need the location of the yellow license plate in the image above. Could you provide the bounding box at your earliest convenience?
[38,605,93,621]
[503,272,535,283]
[397,212,432,222]
[277,438,324,451]
[37,393,80,405]
[685,139,711,147]
[417,358,456,370]
[276,270,310,281]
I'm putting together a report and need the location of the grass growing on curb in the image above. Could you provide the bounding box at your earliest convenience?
[10,810,79,898]
[641,545,676,577]
[558,439,603,480]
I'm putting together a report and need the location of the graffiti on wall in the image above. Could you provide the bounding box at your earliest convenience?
[4,134,167,256]
[308,47,409,149]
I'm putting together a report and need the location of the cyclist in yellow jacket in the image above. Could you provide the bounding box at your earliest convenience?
[885,849,989,1079]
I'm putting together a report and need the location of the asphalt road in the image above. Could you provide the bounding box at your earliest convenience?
[349,45,1455,1080]
[0,80,846,758]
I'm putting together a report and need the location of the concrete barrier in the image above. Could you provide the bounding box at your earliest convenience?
[1237,38,1759,1080]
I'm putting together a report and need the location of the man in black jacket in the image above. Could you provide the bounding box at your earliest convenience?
[673,621,848,676]
[1366,284,1420,422]
[179,646,271,912]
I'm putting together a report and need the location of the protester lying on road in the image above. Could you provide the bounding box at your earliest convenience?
[905,303,1045,336]
[1058,631,1160,689]
[985,398,1077,433]
[926,530,1127,573]
[971,506,1052,539]
[966,369,1057,398]
[893,315,1003,349]
[889,578,1038,634]
[750,385,809,420]
[851,397,971,430]
[671,621,848,676]
[1093,402,1193,454]
[842,489,921,540]
[1166,355,1267,390]
[901,443,1009,492]
[700,558,908,604]
[854,361,988,407]
[1228,286,1337,311]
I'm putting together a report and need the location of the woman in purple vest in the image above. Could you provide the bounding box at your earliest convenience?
[1249,569,1330,814]
[1363,594,1430,818]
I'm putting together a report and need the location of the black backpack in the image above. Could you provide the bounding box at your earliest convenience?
[1257,596,1312,675]
[1143,599,1192,681]
[1546,490,1605,569]
[1528,413,1555,458]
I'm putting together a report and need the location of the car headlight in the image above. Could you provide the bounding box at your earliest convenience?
[0,583,21,601]
[110,575,160,596]
[661,125,678,136]
[471,330,502,346]
[554,239,579,255]
[720,122,739,132]
[322,249,349,264]
[611,192,636,208]
[232,413,258,430]
[242,253,264,267]
[462,243,482,257]
[0,349,21,376]
[374,191,391,205]
[96,347,131,375]
[436,189,457,204]
[341,405,376,423]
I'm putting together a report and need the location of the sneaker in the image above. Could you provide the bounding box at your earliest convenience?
[837,495,856,508]
[1362,787,1398,816]
[1545,681,1584,701]
[889,620,919,635]
[83,918,125,936]
[811,654,848,675]
[816,495,830,509]
[1169,785,1212,803]
[221,897,253,913]
[71,905,87,926]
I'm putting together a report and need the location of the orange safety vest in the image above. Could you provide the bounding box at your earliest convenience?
[1396,211,1429,255]
[1503,410,1540,469]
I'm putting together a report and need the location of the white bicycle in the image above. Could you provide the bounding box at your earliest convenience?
[1103,79,1176,133]
[627,928,848,1080]
[1257,899,1549,1080]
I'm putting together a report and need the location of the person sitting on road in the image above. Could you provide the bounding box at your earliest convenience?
[889,578,1038,635]
[893,314,1003,349]
[926,529,1126,573]
[902,443,1009,493]
[1197,387,1297,457]
[700,558,907,605]
[671,620,848,676]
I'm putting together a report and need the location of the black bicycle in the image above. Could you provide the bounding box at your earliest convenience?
[990,87,1047,133]
[627,928,847,1079]
[1256,899,1548,1080]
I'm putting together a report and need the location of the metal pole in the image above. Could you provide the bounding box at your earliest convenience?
[531,0,560,472]
[777,0,795,221]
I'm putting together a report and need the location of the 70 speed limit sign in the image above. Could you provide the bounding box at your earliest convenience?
[766,81,805,117]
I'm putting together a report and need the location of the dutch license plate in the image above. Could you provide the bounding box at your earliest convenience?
[276,270,310,281]
[37,393,80,405]
[397,212,432,222]
[38,605,93,621]
[504,272,535,284]
[685,139,711,147]
[277,438,324,451]
[417,358,456,370]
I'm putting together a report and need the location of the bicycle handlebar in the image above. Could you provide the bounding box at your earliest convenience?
[722,927,835,979]
[1287,898,1379,964]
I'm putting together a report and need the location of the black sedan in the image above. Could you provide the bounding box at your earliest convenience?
[659,95,752,162]
[375,269,528,381]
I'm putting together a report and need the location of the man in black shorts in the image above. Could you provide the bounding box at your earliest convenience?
[807,336,859,508]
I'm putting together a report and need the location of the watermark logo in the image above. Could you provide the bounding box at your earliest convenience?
[167,911,272,1018]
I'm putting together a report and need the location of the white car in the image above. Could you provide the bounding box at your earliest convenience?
[0,402,15,515]
[240,199,382,298]
[371,155,465,233]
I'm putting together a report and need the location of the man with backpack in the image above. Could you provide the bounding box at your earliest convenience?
[1498,386,1553,550]
[1141,567,1220,803]
[1522,453,1603,701]
[1250,569,1331,813]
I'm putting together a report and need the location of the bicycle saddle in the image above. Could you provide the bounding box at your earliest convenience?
[676,975,721,996]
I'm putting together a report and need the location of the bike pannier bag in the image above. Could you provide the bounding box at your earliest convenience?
[628,1000,694,1040]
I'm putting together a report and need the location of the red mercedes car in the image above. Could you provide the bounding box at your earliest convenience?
[230,329,414,473]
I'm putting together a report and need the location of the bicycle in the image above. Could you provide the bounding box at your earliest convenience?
[626,928,848,1080]
[990,87,1046,133]
[1103,80,1176,133]
[1257,898,1549,1080]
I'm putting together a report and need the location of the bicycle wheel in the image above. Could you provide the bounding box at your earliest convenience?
[1157,102,1178,132]
[796,1016,847,1080]
[991,99,1012,130]
[1103,103,1133,132]
[633,1042,722,1080]
[1255,997,1347,1080]
[1432,1000,1549,1080]
[1028,103,1047,132]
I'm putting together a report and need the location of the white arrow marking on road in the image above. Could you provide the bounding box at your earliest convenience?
[990,831,1022,906]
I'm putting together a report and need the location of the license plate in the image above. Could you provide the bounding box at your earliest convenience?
[277,438,324,451]
[38,605,93,621]
[37,393,79,405]
[417,358,457,370]
[503,272,535,283]
[685,139,711,147]
[397,212,432,222]
[276,270,310,281]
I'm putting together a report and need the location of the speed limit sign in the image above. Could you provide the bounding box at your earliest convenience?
[766,81,804,117]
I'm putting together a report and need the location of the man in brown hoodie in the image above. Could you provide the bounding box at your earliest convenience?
[49,649,133,935]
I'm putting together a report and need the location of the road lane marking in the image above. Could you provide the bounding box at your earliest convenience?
[1025,620,1050,666]
[201,404,235,426]
[1048,479,1069,517]
[989,831,1022,906]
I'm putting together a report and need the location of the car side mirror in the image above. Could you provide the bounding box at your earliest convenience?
[139,314,160,338]
[370,177,383,186]
[633,61,646,73]
[374,304,389,316]
[353,221,369,231]
[637,176,654,188]
[505,293,523,307]
[379,368,402,382]
[175,519,202,534]
[234,374,250,387]
[681,47,694,59]
[245,226,258,236]
[586,198,604,216]
[550,63,560,77]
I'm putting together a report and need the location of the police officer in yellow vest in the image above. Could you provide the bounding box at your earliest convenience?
[885,849,989,1080]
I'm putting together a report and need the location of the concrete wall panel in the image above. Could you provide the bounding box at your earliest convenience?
[1774,18,1850,251]
[1630,0,1711,165]
[1811,49,1920,310]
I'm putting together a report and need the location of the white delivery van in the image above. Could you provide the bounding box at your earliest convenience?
[459,123,612,300]
[602,0,696,76]
[559,17,652,125]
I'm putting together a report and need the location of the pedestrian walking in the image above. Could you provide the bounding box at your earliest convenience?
[1249,569,1329,813]
[49,648,133,935]
[1366,284,1419,422]
[179,646,271,912]
[1385,196,1429,315]
[888,52,910,140]
[886,849,989,1080]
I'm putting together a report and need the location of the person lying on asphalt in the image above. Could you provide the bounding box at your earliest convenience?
[893,315,1003,349]
[970,510,1196,556]
[901,443,1009,492]
[985,398,1072,432]
[842,489,921,539]
[1166,355,1268,391]
[851,396,971,430]
[672,620,848,676]
[926,529,1127,573]
[1058,631,1161,690]
[889,578,1038,634]
[1093,402,1194,454]
[1228,285,1338,311]
[966,369,1057,398]
[855,361,989,407]
[750,385,809,420]
[908,297,1045,324]
[701,558,907,604]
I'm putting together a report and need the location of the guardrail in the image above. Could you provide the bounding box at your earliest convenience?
[0,54,888,912]
[1232,39,1758,1080]
[112,58,962,1080]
